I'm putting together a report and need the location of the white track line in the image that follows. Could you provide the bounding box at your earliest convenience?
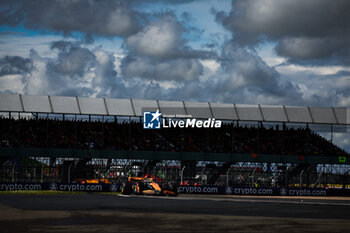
[119,194,350,206]
[117,194,131,198]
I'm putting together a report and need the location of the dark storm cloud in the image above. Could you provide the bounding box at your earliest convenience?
[125,13,213,60]
[217,0,350,43]
[279,70,350,107]
[48,42,96,76]
[157,41,304,105]
[122,13,213,81]
[218,43,280,92]
[0,31,25,36]
[0,0,339,108]
[34,41,167,100]
[14,42,120,97]
[275,37,350,65]
[132,0,194,4]
[212,42,303,104]
[0,1,213,83]
[216,0,350,64]
[0,40,332,107]
[42,41,123,98]
[0,56,33,76]
[0,0,141,37]
[122,56,203,81]
[125,14,185,59]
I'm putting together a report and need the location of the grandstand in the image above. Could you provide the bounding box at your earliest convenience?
[0,94,349,190]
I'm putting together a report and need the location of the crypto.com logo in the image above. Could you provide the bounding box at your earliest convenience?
[280,188,288,196]
[50,183,58,191]
[143,110,162,129]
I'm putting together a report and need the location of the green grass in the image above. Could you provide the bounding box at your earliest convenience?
[0,190,121,195]
[98,192,122,195]
[0,190,81,195]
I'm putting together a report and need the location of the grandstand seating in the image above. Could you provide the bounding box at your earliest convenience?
[0,117,347,157]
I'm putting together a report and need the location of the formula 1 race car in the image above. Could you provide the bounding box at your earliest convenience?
[76,178,111,184]
[122,177,177,196]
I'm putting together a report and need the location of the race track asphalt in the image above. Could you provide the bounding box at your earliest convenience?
[0,193,350,232]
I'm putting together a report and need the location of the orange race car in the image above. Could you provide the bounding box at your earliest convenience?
[76,178,111,184]
[122,177,177,196]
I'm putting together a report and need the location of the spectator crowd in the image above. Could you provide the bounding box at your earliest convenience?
[0,117,347,157]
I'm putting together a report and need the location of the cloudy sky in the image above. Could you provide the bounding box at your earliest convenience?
[0,0,349,149]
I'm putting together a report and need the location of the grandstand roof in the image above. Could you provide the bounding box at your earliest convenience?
[0,94,349,125]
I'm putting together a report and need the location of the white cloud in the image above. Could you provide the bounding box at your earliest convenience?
[126,15,182,58]
[24,57,48,95]
[199,59,220,72]
[123,56,203,81]
[0,74,25,93]
[263,57,286,67]
[277,64,350,76]
[333,133,350,153]
[0,34,69,58]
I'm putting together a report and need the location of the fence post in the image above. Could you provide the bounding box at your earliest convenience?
[33,167,36,182]
[226,167,232,186]
[12,163,15,183]
[200,167,206,185]
[300,170,304,188]
[41,165,44,183]
[180,166,186,184]
[68,163,73,183]
[252,167,257,187]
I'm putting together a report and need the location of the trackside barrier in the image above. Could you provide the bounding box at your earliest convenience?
[0,183,122,192]
[177,186,277,195]
[1,183,350,196]
[179,186,350,196]
[178,185,223,194]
